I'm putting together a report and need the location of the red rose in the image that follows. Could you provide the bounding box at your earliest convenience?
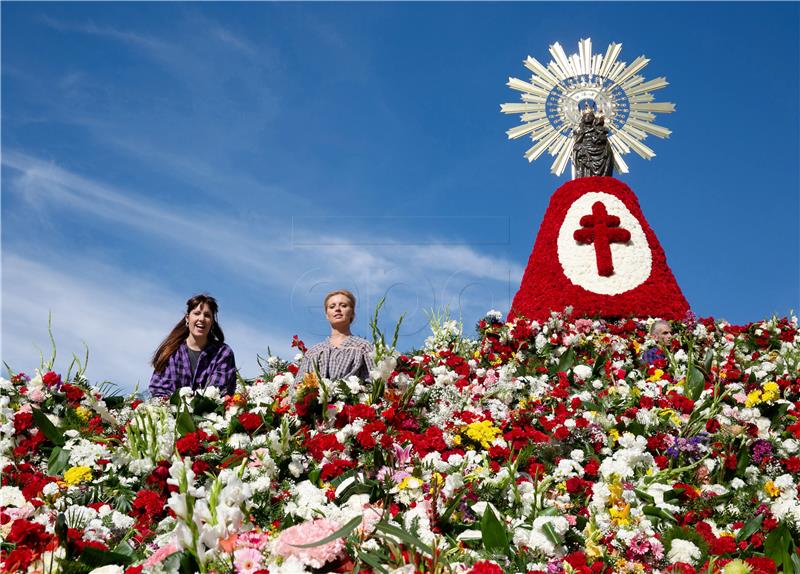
[238,412,262,433]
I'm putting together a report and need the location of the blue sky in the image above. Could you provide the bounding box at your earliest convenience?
[2,2,798,391]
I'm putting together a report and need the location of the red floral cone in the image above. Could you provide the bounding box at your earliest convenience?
[510,176,690,321]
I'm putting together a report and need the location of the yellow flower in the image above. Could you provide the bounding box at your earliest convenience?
[761,381,780,402]
[463,420,502,449]
[451,434,462,446]
[397,476,422,490]
[646,369,664,382]
[608,504,631,526]
[608,428,620,445]
[75,406,92,422]
[64,466,92,485]
[764,481,780,497]
[745,390,762,408]
[722,559,753,574]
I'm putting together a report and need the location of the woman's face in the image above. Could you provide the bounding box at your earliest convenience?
[187,303,214,340]
[325,294,354,328]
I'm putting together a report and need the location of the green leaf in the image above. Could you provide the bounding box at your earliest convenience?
[736,513,764,541]
[764,523,788,558]
[686,364,705,402]
[790,551,800,573]
[104,396,125,409]
[191,395,219,416]
[31,408,65,446]
[178,550,199,574]
[375,521,433,556]
[542,522,562,546]
[557,348,576,373]
[175,407,195,437]
[634,489,655,504]
[48,447,71,475]
[440,490,466,524]
[592,352,607,377]
[356,550,389,574]
[643,506,677,524]
[291,515,362,548]
[80,547,133,567]
[736,447,750,475]
[702,348,714,374]
[480,505,509,554]
[582,401,600,412]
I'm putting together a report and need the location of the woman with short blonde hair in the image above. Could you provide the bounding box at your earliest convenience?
[294,289,373,385]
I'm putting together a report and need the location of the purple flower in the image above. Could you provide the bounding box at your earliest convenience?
[751,439,773,463]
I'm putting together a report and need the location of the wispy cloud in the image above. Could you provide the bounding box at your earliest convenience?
[211,25,257,57]
[3,151,521,342]
[3,151,522,282]
[40,15,172,54]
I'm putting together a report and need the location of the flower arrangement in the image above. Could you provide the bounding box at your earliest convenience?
[1,310,799,573]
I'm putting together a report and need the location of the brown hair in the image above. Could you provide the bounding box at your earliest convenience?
[324,289,357,324]
[151,294,225,373]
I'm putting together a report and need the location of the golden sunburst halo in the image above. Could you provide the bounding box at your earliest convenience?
[500,38,675,176]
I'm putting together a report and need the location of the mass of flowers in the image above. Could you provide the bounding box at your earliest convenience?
[2,308,800,574]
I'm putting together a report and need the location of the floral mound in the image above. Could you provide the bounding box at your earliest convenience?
[510,176,690,321]
[2,312,800,574]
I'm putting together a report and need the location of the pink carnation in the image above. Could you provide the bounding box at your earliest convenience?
[236,530,271,550]
[273,518,345,569]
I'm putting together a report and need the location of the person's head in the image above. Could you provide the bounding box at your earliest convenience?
[324,289,356,330]
[650,320,673,346]
[152,294,225,372]
[184,294,219,342]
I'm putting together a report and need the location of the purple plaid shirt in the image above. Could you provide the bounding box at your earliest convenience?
[641,347,666,365]
[149,341,237,397]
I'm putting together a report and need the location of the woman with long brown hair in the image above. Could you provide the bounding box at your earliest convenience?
[149,294,237,397]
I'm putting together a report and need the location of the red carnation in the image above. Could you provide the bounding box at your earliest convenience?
[61,383,85,403]
[709,535,737,555]
[42,371,61,386]
[467,561,504,574]
[320,459,357,482]
[13,411,33,433]
[238,412,263,433]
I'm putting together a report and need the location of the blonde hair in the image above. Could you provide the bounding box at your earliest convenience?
[324,289,357,324]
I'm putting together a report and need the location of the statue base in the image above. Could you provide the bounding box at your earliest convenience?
[509,176,690,321]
